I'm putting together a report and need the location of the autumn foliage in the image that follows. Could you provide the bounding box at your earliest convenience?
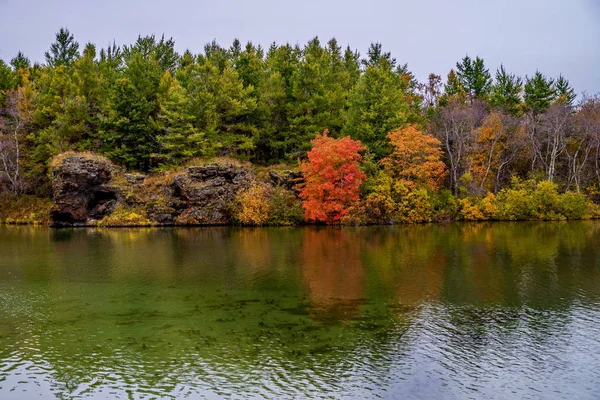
[299,131,366,224]
[381,124,447,191]
[234,184,272,225]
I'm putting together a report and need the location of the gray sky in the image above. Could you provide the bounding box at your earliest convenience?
[1,0,599,94]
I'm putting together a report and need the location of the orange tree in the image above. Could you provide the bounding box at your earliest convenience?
[381,124,447,191]
[299,131,366,224]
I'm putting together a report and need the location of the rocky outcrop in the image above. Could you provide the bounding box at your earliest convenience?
[172,164,254,225]
[49,154,260,227]
[50,155,120,227]
[269,170,304,194]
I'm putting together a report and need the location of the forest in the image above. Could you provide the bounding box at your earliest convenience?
[1,28,600,225]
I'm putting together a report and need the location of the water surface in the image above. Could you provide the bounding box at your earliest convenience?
[1,223,600,399]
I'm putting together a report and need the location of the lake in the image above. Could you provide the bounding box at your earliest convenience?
[1,223,599,399]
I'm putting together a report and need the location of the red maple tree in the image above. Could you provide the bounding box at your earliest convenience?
[299,130,366,224]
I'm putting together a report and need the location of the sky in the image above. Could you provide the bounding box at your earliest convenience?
[0,0,599,95]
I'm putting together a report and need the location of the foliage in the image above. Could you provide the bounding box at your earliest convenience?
[2,30,600,226]
[382,124,447,191]
[0,195,52,225]
[299,132,366,224]
[267,185,304,225]
[234,183,272,226]
[495,179,591,221]
[97,205,152,227]
[459,193,496,221]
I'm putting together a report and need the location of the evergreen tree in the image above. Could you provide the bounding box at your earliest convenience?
[100,39,166,170]
[554,74,576,107]
[444,69,465,98]
[10,51,30,71]
[490,64,522,114]
[455,55,492,100]
[0,60,13,101]
[186,61,256,157]
[253,43,300,162]
[343,59,420,158]
[155,72,209,166]
[524,71,555,114]
[45,28,80,67]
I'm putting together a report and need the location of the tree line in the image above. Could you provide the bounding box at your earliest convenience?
[1,29,599,214]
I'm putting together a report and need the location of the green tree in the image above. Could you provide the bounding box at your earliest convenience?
[343,56,419,158]
[524,71,555,114]
[45,28,80,67]
[100,36,170,170]
[10,51,30,72]
[154,72,208,166]
[489,64,522,114]
[554,74,576,107]
[186,61,256,158]
[443,69,465,99]
[0,60,13,103]
[455,55,492,100]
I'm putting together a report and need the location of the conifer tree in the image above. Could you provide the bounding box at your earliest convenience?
[455,55,492,100]
[490,65,522,114]
[524,71,555,114]
[45,28,80,67]
[155,72,208,166]
[554,74,576,107]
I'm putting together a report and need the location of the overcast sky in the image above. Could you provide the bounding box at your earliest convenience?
[1,0,599,94]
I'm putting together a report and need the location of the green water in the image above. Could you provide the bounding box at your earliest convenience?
[1,223,600,399]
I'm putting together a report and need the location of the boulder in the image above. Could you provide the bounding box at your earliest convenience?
[269,170,304,194]
[172,163,254,225]
[50,155,120,226]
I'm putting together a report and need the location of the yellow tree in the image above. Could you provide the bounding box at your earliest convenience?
[381,124,447,191]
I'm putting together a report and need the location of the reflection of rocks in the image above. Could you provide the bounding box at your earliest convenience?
[50,155,120,227]
[172,164,254,225]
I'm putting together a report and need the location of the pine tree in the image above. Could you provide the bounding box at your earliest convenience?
[490,64,522,114]
[524,71,555,114]
[444,69,465,98]
[455,55,492,100]
[186,61,256,158]
[343,60,419,158]
[45,28,80,67]
[554,74,576,107]
[10,51,30,72]
[155,72,208,166]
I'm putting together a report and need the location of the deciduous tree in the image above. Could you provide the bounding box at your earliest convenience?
[299,131,366,224]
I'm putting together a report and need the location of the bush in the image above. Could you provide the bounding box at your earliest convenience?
[98,206,152,226]
[559,191,590,219]
[459,193,496,221]
[0,195,52,225]
[267,186,304,226]
[397,188,434,223]
[495,178,592,221]
[234,184,272,226]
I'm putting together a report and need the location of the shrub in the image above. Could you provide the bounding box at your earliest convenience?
[559,191,590,220]
[234,184,272,226]
[98,206,152,226]
[397,188,434,223]
[267,186,304,226]
[459,193,496,221]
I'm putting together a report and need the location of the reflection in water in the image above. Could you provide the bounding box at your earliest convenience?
[1,223,600,399]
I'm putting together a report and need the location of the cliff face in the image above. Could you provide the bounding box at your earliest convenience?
[50,155,121,227]
[49,154,299,227]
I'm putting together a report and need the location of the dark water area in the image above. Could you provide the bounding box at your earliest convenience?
[1,223,600,399]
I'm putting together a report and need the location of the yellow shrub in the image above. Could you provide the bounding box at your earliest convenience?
[234,184,272,226]
[459,193,497,221]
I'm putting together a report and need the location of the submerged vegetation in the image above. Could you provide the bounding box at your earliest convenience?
[1,29,599,225]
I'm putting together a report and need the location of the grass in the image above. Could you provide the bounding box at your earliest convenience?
[0,195,52,225]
